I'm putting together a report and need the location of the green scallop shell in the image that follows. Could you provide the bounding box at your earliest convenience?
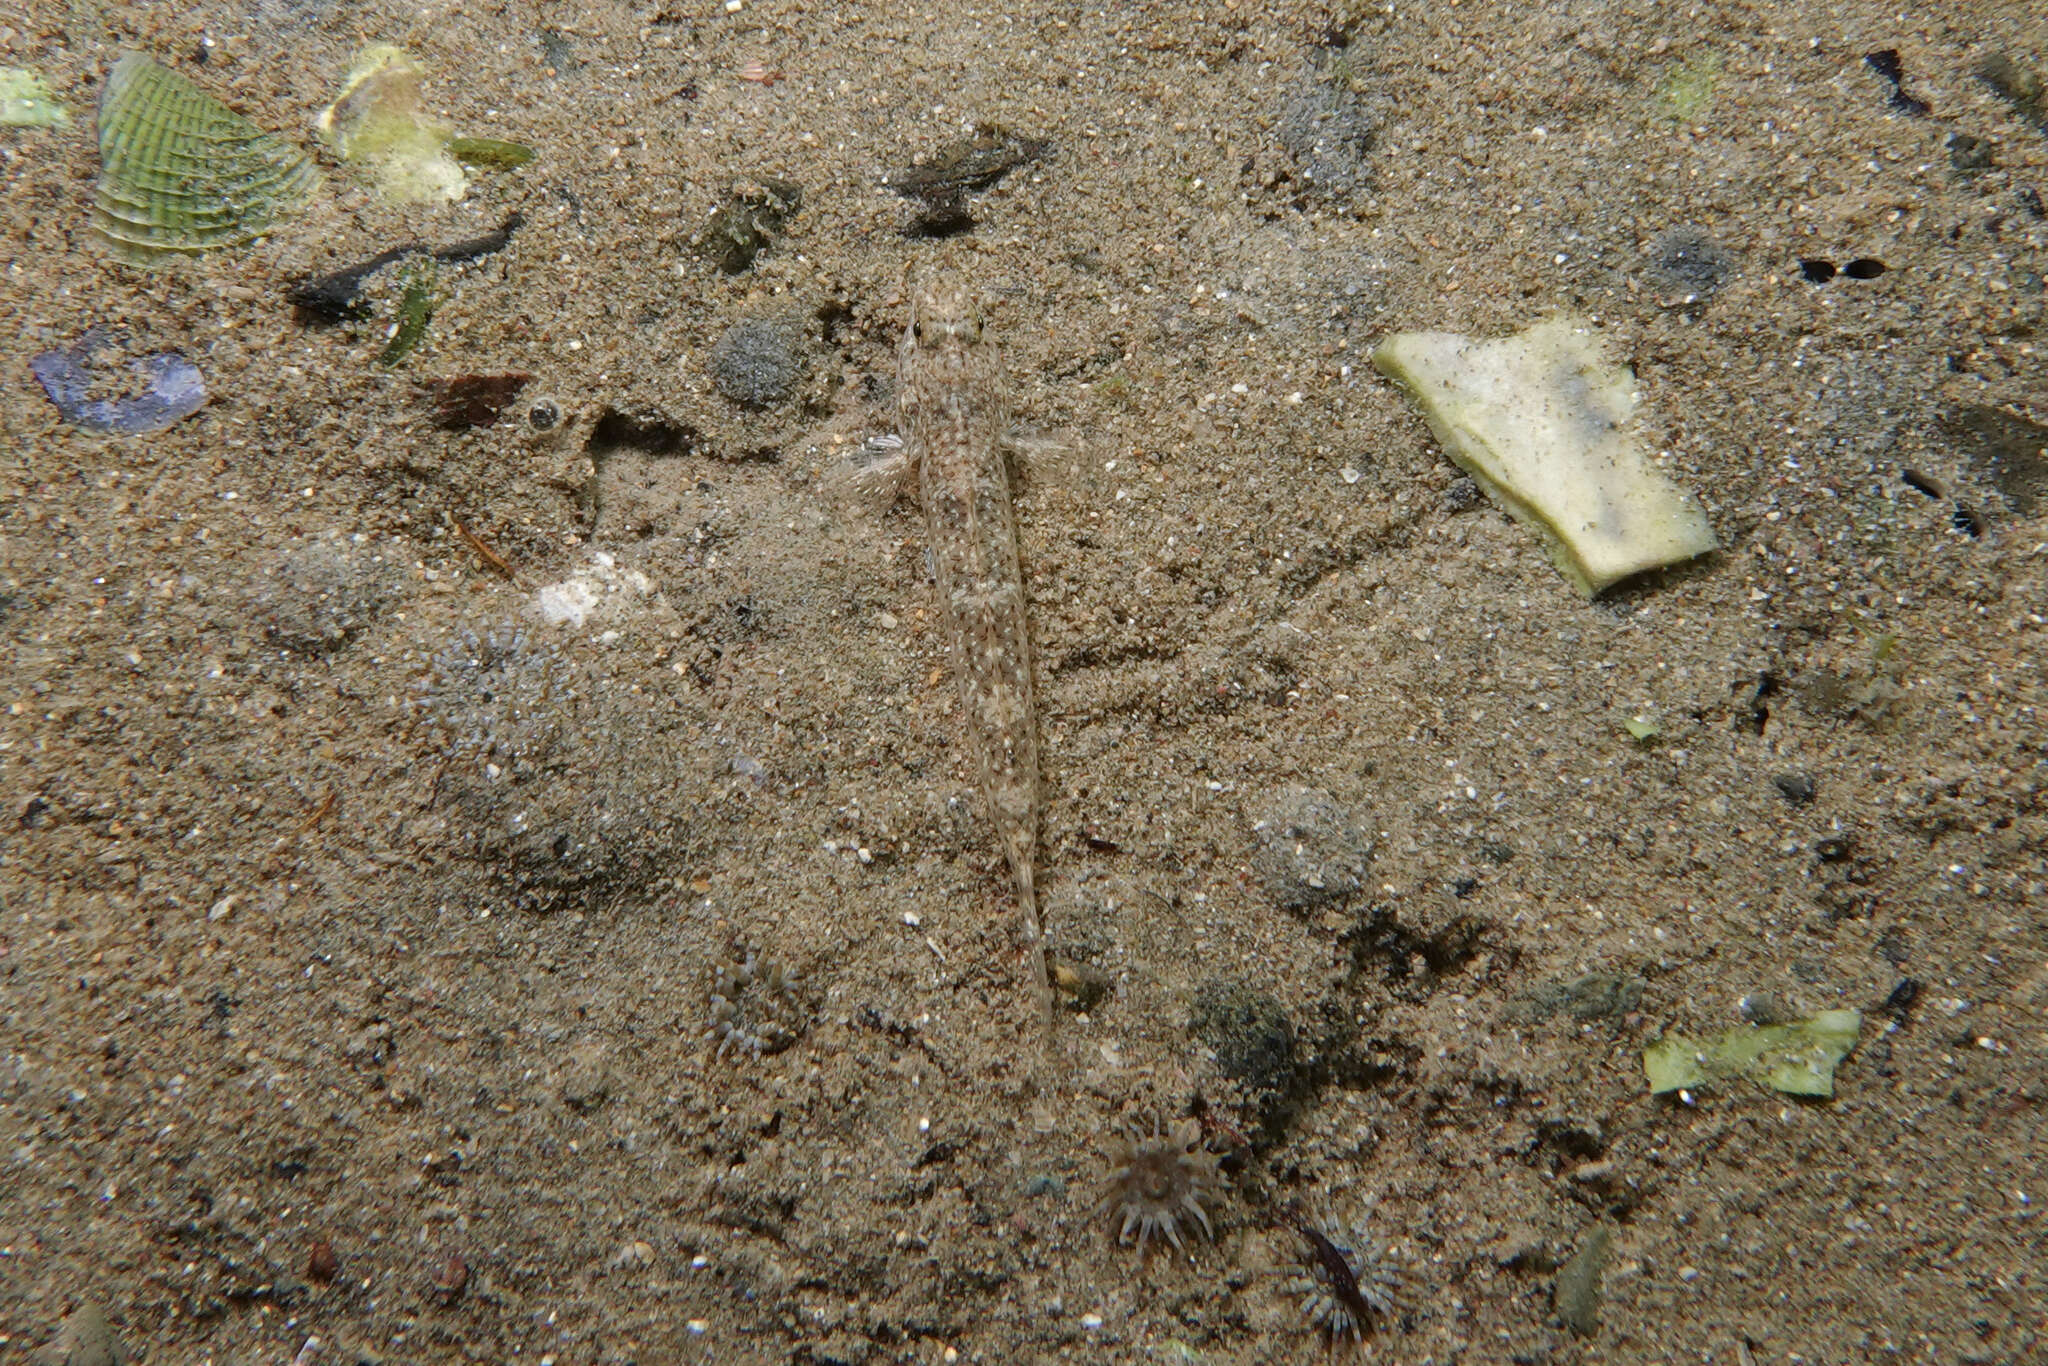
[94,53,319,265]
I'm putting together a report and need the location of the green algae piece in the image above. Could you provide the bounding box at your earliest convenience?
[377,259,438,366]
[449,136,535,170]
[1659,53,1721,122]
[0,67,70,127]
[1372,316,1719,597]
[1644,1009,1862,1098]
[93,53,319,264]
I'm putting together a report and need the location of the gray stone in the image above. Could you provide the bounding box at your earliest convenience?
[709,318,803,408]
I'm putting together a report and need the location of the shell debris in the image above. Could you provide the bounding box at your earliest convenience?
[93,53,319,265]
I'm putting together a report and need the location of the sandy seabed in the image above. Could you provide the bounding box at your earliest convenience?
[2,2,2045,1362]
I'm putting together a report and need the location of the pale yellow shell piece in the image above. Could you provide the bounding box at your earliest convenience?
[319,45,467,204]
[1372,316,1718,597]
[93,53,319,265]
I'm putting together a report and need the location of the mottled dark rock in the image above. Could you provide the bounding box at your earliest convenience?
[1190,979,1305,1140]
[693,177,802,274]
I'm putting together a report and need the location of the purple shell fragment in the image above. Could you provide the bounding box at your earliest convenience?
[30,333,207,434]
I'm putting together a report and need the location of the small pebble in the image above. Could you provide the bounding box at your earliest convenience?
[1646,224,1736,300]
[1772,772,1817,806]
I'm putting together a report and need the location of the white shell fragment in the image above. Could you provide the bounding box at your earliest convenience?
[1372,316,1718,596]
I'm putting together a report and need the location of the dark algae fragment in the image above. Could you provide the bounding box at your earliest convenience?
[433,213,525,264]
[290,243,414,323]
[289,212,522,324]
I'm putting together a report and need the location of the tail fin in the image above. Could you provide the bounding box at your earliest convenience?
[1012,855,1054,1037]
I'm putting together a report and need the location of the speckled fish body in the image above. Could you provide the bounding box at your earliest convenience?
[897,273,1052,1028]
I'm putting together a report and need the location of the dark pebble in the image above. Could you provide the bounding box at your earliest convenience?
[1813,833,1854,863]
[1441,476,1484,513]
[1647,224,1736,300]
[1189,979,1305,1139]
[1772,772,1817,806]
[1948,132,1995,172]
[429,1252,469,1305]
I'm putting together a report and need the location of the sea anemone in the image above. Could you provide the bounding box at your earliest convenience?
[708,951,806,1058]
[1282,1213,1399,1345]
[1101,1115,1223,1251]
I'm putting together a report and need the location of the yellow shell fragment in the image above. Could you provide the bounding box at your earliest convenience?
[93,53,319,265]
[1372,316,1719,597]
[319,45,467,204]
